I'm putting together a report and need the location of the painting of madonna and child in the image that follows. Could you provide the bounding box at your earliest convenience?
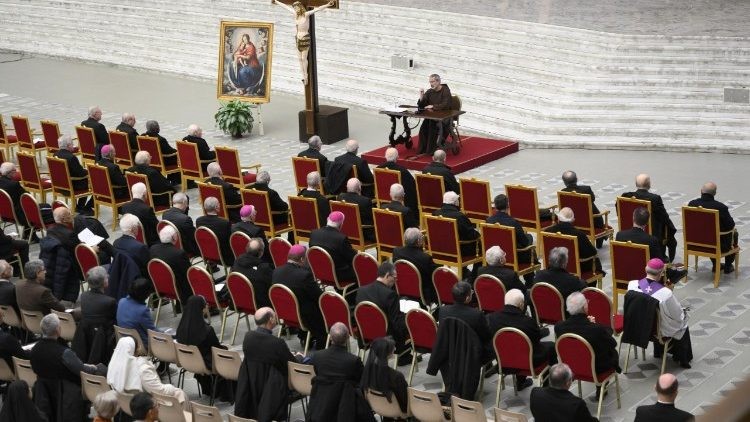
[217,21,274,103]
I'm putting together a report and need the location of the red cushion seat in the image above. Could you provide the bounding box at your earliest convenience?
[243,172,257,184]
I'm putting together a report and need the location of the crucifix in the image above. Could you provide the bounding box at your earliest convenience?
[272,0,338,136]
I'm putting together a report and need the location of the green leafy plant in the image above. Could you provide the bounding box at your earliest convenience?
[214,100,255,138]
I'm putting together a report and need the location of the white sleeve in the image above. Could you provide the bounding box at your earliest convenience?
[138,360,188,404]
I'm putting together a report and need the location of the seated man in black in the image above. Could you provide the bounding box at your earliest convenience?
[416,73,452,155]
[0,161,52,240]
[141,119,177,168]
[422,149,459,194]
[149,225,192,305]
[635,373,693,422]
[337,178,374,241]
[55,135,93,214]
[433,191,480,259]
[381,183,419,230]
[298,135,330,177]
[97,145,129,200]
[232,205,271,265]
[622,173,677,261]
[0,260,18,315]
[298,171,330,228]
[162,192,199,257]
[439,281,493,363]
[393,228,438,305]
[232,238,273,308]
[0,225,29,273]
[196,196,235,267]
[120,183,160,246]
[333,139,374,197]
[486,194,535,268]
[309,211,357,284]
[206,162,242,223]
[252,170,289,226]
[545,207,603,277]
[183,124,215,172]
[533,246,586,305]
[113,213,151,277]
[126,150,176,208]
[561,170,604,234]
[477,246,526,296]
[81,106,108,160]
[115,112,138,160]
[687,181,738,274]
[377,147,418,213]
[530,363,598,422]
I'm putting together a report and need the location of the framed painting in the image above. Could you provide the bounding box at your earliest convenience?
[217,21,274,103]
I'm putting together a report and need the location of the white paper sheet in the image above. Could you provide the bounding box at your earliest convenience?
[77,228,104,246]
[399,299,421,313]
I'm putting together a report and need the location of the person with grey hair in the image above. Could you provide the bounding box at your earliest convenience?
[126,151,176,207]
[113,213,152,277]
[97,144,130,199]
[141,119,178,169]
[0,259,18,315]
[623,173,677,262]
[688,181,737,274]
[0,161,48,241]
[337,177,375,240]
[544,206,604,278]
[422,149,460,194]
[433,191,480,265]
[417,73,452,155]
[150,225,192,304]
[299,170,331,227]
[533,246,586,304]
[92,390,120,421]
[54,135,94,214]
[555,292,620,380]
[120,183,160,246]
[196,196,235,266]
[381,183,419,229]
[74,265,118,364]
[81,105,109,159]
[162,192,199,256]
[477,245,526,295]
[376,147,418,213]
[115,112,138,158]
[393,228,438,304]
[530,363,598,421]
[333,139,374,197]
[15,259,66,315]
[298,134,330,176]
[182,124,216,170]
[232,237,273,308]
[561,170,605,241]
[251,169,289,226]
[39,207,83,303]
[205,162,242,222]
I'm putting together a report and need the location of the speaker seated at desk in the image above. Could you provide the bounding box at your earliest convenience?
[417,73,452,155]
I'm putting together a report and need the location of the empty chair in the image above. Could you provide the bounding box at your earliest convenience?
[80,372,112,403]
[212,347,242,382]
[51,309,77,342]
[287,361,315,418]
[408,387,449,422]
[451,395,488,422]
[152,391,190,422]
[19,309,44,336]
[493,408,528,422]
[226,272,258,344]
[228,415,257,422]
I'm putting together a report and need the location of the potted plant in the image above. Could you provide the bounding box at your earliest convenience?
[215,100,255,138]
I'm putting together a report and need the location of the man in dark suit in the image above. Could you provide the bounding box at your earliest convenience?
[272,244,326,350]
[196,196,235,266]
[183,124,215,172]
[0,225,29,272]
[635,373,694,422]
[382,183,419,230]
[439,281,493,362]
[141,120,177,168]
[486,194,535,266]
[356,261,412,365]
[377,147,418,213]
[422,149,459,194]
[97,145,129,200]
[298,171,330,228]
[477,246,526,295]
[561,170,604,233]
[15,260,66,315]
[337,178,374,241]
[113,213,151,277]
[81,106,108,160]
[433,191,480,258]
[251,170,289,226]
[393,228,438,305]
[530,363,598,422]
[0,161,49,240]
[616,207,686,283]
[0,260,18,314]
[115,112,138,159]
[333,139,374,197]
[533,246,586,304]
[120,182,160,246]
[126,150,176,208]
[298,135,330,177]
[232,205,271,264]
[54,135,93,214]
[150,224,192,305]
[544,207,603,276]
[555,292,619,375]
[622,173,677,261]
[206,162,242,222]
[687,181,737,274]
[162,192,199,257]
[232,238,273,308]
[39,207,81,303]
[309,211,357,284]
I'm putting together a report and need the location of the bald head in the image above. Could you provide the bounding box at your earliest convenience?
[433,149,446,163]
[385,147,399,162]
[635,173,651,189]
[655,373,679,402]
[345,139,359,153]
[329,322,349,346]
[254,307,277,328]
[346,178,361,194]
[701,181,717,196]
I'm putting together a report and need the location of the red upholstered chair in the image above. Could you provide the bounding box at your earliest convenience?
[330,200,376,252]
[188,265,233,341]
[75,244,100,292]
[372,208,404,262]
[197,181,230,220]
[0,189,20,234]
[226,272,258,345]
[268,237,292,268]
[540,231,602,288]
[405,308,437,385]
[288,196,320,243]
[0,114,18,160]
[137,135,180,180]
[415,173,445,224]
[134,220,146,244]
[195,226,229,276]
[292,156,325,195]
[17,151,52,203]
[556,333,621,419]
[615,196,652,233]
[176,140,210,189]
[424,215,482,280]
[432,266,459,306]
[147,258,181,326]
[47,155,90,208]
[373,168,401,207]
[582,287,623,342]
[108,130,133,169]
[229,231,251,260]
[269,284,312,354]
[609,240,649,311]
[459,178,492,223]
[241,188,291,238]
[87,163,129,230]
[394,260,430,307]
[529,282,565,326]
[12,115,46,162]
[20,193,54,241]
[557,191,613,246]
[682,205,740,287]
[353,252,378,288]
[124,172,170,214]
[493,328,550,406]
[41,120,78,156]
[74,125,97,164]
[318,291,356,348]
[480,223,539,278]
[505,184,556,238]
[474,274,506,313]
[306,246,357,298]
[354,301,388,360]
[216,146,260,188]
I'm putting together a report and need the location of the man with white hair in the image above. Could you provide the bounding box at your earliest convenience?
[81,105,109,159]
[688,181,737,274]
[141,119,178,169]
[333,139,374,196]
[555,292,620,376]
[113,213,151,277]
[433,191,479,258]
[392,227,438,304]
[54,135,94,214]
[97,144,129,200]
[0,260,18,314]
[298,171,330,227]
[182,124,216,170]
[196,196,235,266]
[162,192,199,256]
[417,73,452,155]
[422,149,459,194]
[121,183,160,246]
[39,207,82,303]
[337,177,374,241]
[205,162,242,222]
[0,161,41,239]
[150,225,192,304]
[115,112,138,158]
[381,183,419,229]
[309,211,357,285]
[251,170,289,225]
[376,147,417,212]
[298,134,330,176]
[477,246,526,295]
[544,206,603,277]
[622,173,677,261]
[533,246,586,304]
[126,150,176,207]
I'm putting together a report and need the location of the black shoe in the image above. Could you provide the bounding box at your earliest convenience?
[596,238,605,249]
[679,361,692,369]
[671,270,688,282]
[517,378,533,391]
[78,208,94,216]
[590,386,608,402]
[397,352,415,367]
[724,264,734,274]
[483,364,499,378]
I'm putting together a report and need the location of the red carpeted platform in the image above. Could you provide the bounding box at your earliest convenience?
[361,135,519,174]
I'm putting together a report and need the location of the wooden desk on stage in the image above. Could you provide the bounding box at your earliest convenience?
[379,107,466,155]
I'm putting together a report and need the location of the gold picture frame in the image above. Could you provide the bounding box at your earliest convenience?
[217,20,274,103]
